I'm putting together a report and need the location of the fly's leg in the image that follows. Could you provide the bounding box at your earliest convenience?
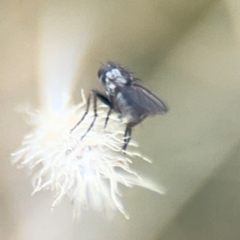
[104,108,112,128]
[92,90,113,129]
[71,90,113,140]
[70,94,91,133]
[80,93,98,140]
[122,126,132,152]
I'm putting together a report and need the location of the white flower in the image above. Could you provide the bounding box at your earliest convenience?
[11,92,165,220]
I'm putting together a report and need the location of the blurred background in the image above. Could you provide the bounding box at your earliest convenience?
[2,0,240,239]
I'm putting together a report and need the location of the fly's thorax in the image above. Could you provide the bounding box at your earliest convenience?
[106,69,129,85]
[106,68,122,80]
[104,77,128,97]
[103,78,116,96]
[101,67,132,93]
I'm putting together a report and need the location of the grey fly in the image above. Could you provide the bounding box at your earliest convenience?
[71,62,168,151]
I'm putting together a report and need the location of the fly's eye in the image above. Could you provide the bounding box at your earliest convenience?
[97,66,107,85]
[98,65,112,79]
[97,67,103,78]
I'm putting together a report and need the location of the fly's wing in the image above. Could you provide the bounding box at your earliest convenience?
[120,83,168,116]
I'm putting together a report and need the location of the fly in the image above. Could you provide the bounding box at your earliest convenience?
[71,62,168,151]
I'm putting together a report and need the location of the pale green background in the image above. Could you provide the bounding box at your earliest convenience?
[1,0,240,239]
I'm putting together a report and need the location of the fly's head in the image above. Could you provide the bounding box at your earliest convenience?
[98,62,133,96]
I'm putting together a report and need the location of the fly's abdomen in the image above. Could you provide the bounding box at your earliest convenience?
[115,91,146,126]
